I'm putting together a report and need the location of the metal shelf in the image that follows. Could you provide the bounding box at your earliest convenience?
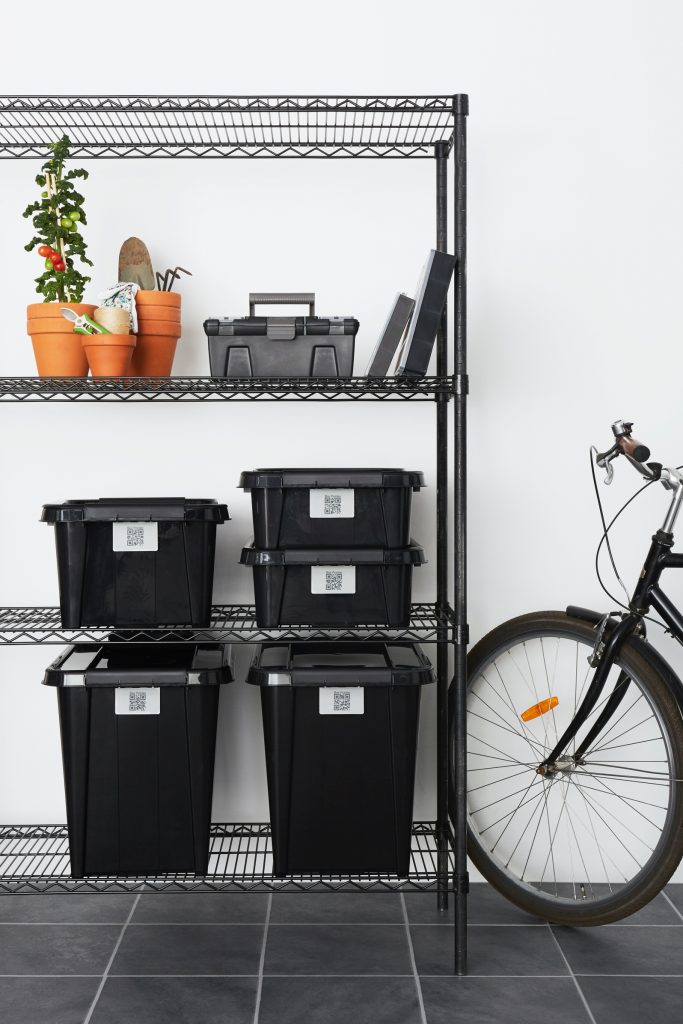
[0,603,456,645]
[0,96,463,159]
[0,375,459,403]
[0,822,452,894]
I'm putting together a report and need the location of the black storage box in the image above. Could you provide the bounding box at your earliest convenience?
[248,642,434,876]
[239,468,425,549]
[42,498,230,628]
[44,642,233,878]
[204,293,357,378]
[240,542,426,627]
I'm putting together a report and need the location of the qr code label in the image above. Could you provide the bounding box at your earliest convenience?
[311,565,356,594]
[309,489,354,518]
[319,687,364,715]
[112,522,159,552]
[115,687,160,716]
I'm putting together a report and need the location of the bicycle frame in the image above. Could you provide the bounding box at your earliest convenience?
[539,470,683,772]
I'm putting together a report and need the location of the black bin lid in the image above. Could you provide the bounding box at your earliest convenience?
[247,642,434,688]
[240,541,426,567]
[42,497,230,523]
[239,468,425,491]
[43,643,233,687]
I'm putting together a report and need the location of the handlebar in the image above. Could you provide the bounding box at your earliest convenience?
[616,433,651,464]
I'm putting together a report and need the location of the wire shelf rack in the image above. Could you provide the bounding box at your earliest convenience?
[0,603,456,645]
[0,822,452,893]
[0,376,459,403]
[0,96,462,159]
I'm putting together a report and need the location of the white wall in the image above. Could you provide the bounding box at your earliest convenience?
[1,0,683,878]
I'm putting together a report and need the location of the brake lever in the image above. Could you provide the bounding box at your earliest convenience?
[593,444,618,485]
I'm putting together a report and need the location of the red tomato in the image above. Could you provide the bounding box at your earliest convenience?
[37,244,52,257]
[54,261,65,271]
[49,252,62,264]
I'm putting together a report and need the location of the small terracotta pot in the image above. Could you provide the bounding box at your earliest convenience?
[130,334,180,376]
[137,306,181,325]
[83,333,137,377]
[27,302,95,376]
[136,290,181,309]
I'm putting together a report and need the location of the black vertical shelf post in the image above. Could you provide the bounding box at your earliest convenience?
[434,140,450,917]
[452,94,469,975]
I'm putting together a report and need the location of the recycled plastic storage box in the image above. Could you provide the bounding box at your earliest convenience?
[42,498,230,628]
[239,468,425,549]
[204,293,357,378]
[43,642,232,878]
[240,542,426,627]
[248,642,434,876]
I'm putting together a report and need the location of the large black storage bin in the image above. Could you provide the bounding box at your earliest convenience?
[239,468,425,549]
[248,642,434,876]
[240,542,426,627]
[44,642,232,878]
[204,293,357,378]
[42,498,229,628]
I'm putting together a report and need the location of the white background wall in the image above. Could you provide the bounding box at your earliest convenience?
[1,0,683,878]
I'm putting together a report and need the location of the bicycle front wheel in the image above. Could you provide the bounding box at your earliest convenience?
[460,611,683,925]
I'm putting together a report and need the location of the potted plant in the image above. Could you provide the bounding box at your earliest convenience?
[24,135,95,376]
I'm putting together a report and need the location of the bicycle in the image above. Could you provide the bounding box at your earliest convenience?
[452,419,683,925]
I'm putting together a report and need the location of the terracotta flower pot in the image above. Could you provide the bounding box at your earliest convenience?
[82,333,137,378]
[27,302,95,377]
[132,292,182,377]
[136,290,181,309]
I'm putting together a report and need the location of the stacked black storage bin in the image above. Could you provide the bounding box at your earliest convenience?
[239,469,426,627]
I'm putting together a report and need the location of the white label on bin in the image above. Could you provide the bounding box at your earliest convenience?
[319,687,364,715]
[115,687,160,715]
[113,522,158,552]
[311,565,356,594]
[309,489,355,518]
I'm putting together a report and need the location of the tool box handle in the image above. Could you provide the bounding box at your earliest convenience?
[249,292,315,316]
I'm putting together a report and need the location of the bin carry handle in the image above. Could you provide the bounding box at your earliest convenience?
[249,292,315,316]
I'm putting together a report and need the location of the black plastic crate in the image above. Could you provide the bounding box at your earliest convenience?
[240,542,426,627]
[239,468,425,549]
[204,293,357,378]
[44,642,233,878]
[248,642,434,876]
[42,498,230,628]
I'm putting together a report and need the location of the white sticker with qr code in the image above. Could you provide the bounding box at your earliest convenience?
[309,489,355,519]
[311,565,356,594]
[112,522,158,552]
[115,687,160,716]
[319,687,364,715]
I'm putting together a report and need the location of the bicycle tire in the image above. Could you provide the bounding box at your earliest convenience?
[451,610,683,925]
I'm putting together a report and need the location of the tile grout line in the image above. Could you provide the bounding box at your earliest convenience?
[662,890,683,924]
[252,893,272,1024]
[81,894,140,1024]
[400,893,428,1024]
[546,924,598,1024]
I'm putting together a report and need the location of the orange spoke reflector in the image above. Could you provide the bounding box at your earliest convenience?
[521,696,559,722]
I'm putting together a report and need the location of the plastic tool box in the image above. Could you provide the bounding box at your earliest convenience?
[42,498,229,628]
[204,293,357,378]
[248,641,434,876]
[239,468,425,549]
[240,541,425,627]
[44,642,233,878]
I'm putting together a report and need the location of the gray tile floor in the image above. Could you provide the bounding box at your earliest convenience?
[0,885,682,1023]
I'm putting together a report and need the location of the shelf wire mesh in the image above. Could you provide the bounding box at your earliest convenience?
[0,97,457,159]
[0,822,453,893]
[0,376,459,402]
[0,604,455,645]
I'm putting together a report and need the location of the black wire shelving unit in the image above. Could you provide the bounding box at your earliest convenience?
[0,95,469,974]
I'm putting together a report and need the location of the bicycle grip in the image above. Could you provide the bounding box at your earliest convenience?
[617,434,651,463]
